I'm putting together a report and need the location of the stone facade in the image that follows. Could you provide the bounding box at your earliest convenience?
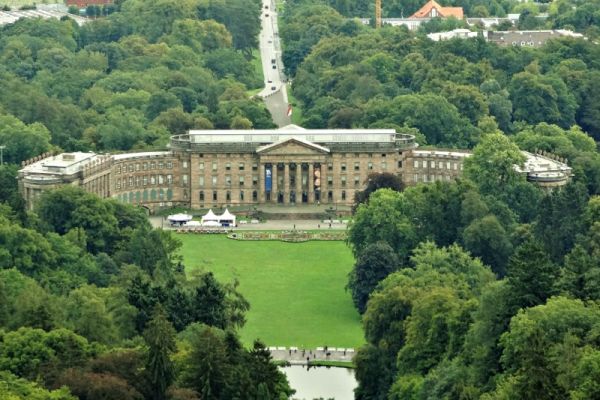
[18,126,572,212]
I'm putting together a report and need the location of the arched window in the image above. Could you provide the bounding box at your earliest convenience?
[341,190,346,201]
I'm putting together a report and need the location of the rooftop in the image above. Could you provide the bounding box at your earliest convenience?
[0,10,88,26]
[410,0,464,19]
[20,152,98,175]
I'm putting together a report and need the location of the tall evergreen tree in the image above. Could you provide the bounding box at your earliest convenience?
[144,305,176,400]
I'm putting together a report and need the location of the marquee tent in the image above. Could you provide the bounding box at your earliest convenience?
[201,209,219,226]
[167,213,193,226]
[218,209,236,226]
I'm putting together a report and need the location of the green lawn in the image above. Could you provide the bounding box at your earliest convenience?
[178,235,364,349]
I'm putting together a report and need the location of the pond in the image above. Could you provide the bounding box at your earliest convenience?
[280,365,357,400]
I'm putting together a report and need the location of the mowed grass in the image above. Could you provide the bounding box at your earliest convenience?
[178,235,365,349]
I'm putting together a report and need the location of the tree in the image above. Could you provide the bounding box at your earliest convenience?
[144,305,176,400]
[464,132,526,196]
[0,114,52,165]
[462,215,513,277]
[353,172,404,211]
[506,239,558,308]
[347,241,400,313]
[179,325,230,400]
[348,189,418,261]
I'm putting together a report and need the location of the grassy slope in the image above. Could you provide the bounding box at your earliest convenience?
[178,235,364,349]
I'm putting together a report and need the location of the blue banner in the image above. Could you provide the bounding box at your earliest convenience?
[265,166,272,192]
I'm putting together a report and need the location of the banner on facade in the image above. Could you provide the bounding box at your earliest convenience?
[265,166,272,192]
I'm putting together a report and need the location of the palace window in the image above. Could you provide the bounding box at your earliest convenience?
[150,175,156,185]
[252,162,258,171]
[182,174,188,185]
[253,176,258,186]
[225,175,231,185]
[413,174,419,182]
[240,191,244,201]
[414,160,419,168]
[116,180,121,189]
[398,161,402,168]
[341,176,347,187]
[438,161,444,169]
[167,175,173,184]
[136,163,140,171]
[341,163,346,172]
[199,177,205,187]
[183,161,188,168]
[460,163,463,170]
[368,162,373,170]
[253,191,258,201]
[212,176,218,186]
[150,162,156,170]
[446,161,451,169]
[199,162,204,170]
[135,177,140,186]
[354,162,360,171]
[226,162,231,171]
[158,175,164,185]
[328,163,333,171]
[226,191,231,201]
[143,162,148,170]
[128,164,134,172]
[167,161,173,169]
[430,161,436,169]
[199,191,204,201]
[327,176,333,187]
[129,177,134,187]
[239,176,245,186]
[239,162,245,171]
[453,162,458,170]
[212,162,218,171]
[158,162,164,169]
[341,191,346,201]
[354,176,360,187]
[143,176,148,186]
[381,161,387,170]
[213,191,218,201]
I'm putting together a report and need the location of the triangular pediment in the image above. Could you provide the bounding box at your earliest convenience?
[257,138,330,155]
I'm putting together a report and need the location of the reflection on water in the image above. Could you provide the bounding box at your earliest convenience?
[280,365,357,400]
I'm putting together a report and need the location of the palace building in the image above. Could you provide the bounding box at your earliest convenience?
[18,125,571,211]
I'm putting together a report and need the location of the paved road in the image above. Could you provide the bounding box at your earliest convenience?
[257,0,292,127]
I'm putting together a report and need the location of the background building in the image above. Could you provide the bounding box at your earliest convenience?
[18,126,571,211]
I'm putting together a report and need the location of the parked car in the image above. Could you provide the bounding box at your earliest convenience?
[271,86,277,91]
[272,65,276,69]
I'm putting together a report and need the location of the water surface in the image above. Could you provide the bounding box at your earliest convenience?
[280,365,357,400]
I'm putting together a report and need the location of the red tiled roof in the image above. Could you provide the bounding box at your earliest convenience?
[410,0,464,19]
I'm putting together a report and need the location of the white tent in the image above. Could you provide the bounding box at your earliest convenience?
[218,208,236,226]
[202,220,221,227]
[167,213,193,225]
[201,209,219,226]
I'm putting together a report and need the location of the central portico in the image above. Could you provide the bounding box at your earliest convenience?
[257,138,329,204]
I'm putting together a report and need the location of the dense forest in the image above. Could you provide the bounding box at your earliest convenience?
[0,1,296,399]
[277,1,600,399]
[0,0,274,165]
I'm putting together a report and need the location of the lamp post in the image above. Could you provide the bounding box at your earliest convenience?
[0,146,5,166]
